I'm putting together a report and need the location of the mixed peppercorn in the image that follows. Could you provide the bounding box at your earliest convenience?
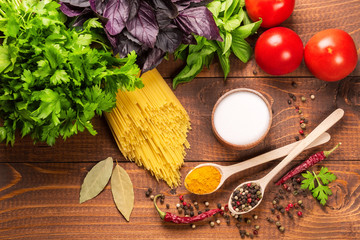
[230,183,263,213]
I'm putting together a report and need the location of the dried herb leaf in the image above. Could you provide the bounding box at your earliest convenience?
[80,157,113,203]
[111,164,134,221]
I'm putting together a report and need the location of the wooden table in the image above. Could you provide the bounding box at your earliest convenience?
[1,0,360,239]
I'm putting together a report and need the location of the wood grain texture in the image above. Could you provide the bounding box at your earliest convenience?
[1,161,359,239]
[2,77,359,162]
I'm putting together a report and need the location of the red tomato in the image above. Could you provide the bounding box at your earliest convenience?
[245,0,295,28]
[255,27,303,75]
[304,29,358,82]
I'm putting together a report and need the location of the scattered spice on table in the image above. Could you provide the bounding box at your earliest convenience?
[276,143,341,185]
[184,166,222,194]
[153,194,223,224]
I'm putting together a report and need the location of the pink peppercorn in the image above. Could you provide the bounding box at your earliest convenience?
[248,198,252,203]
[179,195,184,202]
[297,211,303,217]
[285,207,290,212]
[288,203,294,208]
[182,201,187,206]
[299,130,304,135]
[247,183,251,187]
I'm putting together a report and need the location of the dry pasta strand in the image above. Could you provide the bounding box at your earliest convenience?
[105,68,191,188]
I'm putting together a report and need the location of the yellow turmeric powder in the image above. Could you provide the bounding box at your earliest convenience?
[184,166,222,194]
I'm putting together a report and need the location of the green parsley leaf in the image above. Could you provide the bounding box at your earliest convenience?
[0,0,142,145]
[301,171,316,190]
[301,167,337,205]
[318,167,337,184]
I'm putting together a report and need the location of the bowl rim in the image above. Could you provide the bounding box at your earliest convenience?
[211,88,273,150]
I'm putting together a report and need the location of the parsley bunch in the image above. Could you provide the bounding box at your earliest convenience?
[0,0,142,145]
[301,167,337,205]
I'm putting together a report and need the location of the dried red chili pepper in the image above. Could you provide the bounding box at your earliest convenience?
[276,143,341,185]
[153,195,222,224]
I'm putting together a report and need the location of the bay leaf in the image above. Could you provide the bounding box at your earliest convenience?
[79,157,113,204]
[111,164,134,221]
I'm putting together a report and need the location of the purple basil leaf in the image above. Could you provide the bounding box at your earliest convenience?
[153,0,178,18]
[172,0,203,11]
[72,8,94,26]
[60,3,86,17]
[155,28,182,52]
[103,0,130,36]
[89,0,109,14]
[116,32,143,58]
[60,0,90,8]
[141,48,166,72]
[181,34,196,44]
[156,10,173,29]
[175,6,222,41]
[129,0,140,20]
[104,28,119,54]
[123,30,142,45]
[126,1,159,48]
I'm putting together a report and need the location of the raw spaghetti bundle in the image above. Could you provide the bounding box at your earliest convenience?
[105,69,191,187]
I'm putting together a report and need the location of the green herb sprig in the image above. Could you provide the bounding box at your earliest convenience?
[172,0,262,88]
[0,0,142,145]
[301,167,337,205]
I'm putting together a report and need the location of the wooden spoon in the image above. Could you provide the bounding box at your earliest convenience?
[185,132,331,194]
[228,108,344,215]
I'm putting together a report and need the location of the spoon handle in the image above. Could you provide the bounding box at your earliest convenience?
[259,108,344,189]
[221,132,330,178]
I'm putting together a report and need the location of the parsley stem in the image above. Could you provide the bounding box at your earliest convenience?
[312,171,323,186]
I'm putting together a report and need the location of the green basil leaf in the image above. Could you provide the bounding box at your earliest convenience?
[174,44,189,61]
[239,0,245,7]
[232,19,262,39]
[207,0,222,17]
[238,8,245,25]
[243,11,252,25]
[224,0,240,21]
[173,58,203,88]
[224,18,241,32]
[217,49,231,80]
[223,32,232,55]
[231,37,252,63]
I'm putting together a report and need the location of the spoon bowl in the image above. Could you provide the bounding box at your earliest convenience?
[184,132,331,195]
[228,180,264,215]
[227,108,344,215]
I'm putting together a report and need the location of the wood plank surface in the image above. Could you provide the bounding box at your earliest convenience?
[1,161,359,239]
[1,0,360,239]
[2,77,360,162]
